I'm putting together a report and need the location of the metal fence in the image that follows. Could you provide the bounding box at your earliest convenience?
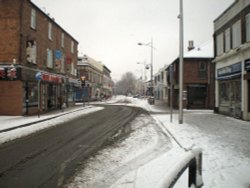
[157,148,203,188]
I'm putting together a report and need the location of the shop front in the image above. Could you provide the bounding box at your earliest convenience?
[244,60,250,120]
[217,62,242,118]
[0,65,66,115]
[187,84,207,109]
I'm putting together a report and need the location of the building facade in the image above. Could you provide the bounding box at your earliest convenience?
[0,0,79,115]
[166,41,215,109]
[77,55,113,100]
[102,65,113,98]
[154,65,168,103]
[213,0,250,120]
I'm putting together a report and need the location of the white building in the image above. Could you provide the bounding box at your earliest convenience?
[213,0,250,120]
[154,65,168,103]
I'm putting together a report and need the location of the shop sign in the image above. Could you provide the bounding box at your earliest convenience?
[40,73,62,83]
[0,66,20,80]
[217,62,241,77]
[35,72,42,81]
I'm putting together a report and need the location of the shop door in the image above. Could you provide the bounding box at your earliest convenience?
[187,85,206,109]
[230,80,241,118]
[48,84,56,109]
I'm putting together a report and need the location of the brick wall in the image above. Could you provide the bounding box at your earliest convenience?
[0,0,20,63]
[0,81,23,115]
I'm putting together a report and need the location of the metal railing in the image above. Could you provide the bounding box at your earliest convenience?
[158,148,203,188]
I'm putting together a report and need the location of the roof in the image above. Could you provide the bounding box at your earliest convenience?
[184,40,214,59]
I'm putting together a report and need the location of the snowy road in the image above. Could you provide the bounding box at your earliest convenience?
[0,105,142,187]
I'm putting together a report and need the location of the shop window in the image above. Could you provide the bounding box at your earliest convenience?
[232,20,241,48]
[219,82,230,104]
[27,82,38,106]
[233,81,241,103]
[248,81,250,112]
[31,9,36,29]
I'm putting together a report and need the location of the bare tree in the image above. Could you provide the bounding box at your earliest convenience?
[115,72,137,95]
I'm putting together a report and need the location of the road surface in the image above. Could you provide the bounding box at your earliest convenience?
[0,105,143,188]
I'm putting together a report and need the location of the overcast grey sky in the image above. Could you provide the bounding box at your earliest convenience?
[32,0,234,81]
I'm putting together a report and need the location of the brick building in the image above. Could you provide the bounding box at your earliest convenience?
[0,0,79,115]
[166,41,215,109]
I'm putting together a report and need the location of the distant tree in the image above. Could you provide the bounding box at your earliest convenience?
[115,72,137,95]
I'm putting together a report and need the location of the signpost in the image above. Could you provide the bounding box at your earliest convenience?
[35,72,42,118]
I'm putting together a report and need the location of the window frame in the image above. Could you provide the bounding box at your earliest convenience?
[216,33,224,56]
[246,13,250,42]
[61,33,64,48]
[48,22,52,40]
[47,48,53,68]
[232,20,241,48]
[30,9,36,29]
[225,28,231,52]
[71,41,74,54]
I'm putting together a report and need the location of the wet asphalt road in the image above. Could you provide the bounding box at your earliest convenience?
[0,105,142,188]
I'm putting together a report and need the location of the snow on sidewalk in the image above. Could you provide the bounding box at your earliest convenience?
[0,105,104,144]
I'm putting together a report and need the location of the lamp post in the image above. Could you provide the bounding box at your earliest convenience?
[178,0,184,124]
[137,38,154,96]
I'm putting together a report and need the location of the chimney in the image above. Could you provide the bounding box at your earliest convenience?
[188,40,195,51]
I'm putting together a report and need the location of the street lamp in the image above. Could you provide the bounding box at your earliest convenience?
[178,0,184,124]
[137,39,154,96]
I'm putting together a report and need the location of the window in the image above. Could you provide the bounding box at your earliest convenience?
[232,20,241,48]
[27,82,38,106]
[71,41,74,54]
[199,62,207,79]
[61,33,64,48]
[246,13,250,42]
[30,9,36,29]
[219,82,230,104]
[216,33,224,55]
[225,28,231,52]
[48,22,52,40]
[61,54,65,73]
[47,49,53,68]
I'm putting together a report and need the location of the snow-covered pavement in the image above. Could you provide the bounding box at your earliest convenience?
[66,96,250,188]
[0,96,250,187]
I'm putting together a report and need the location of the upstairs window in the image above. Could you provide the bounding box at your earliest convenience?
[199,62,207,79]
[47,48,53,68]
[216,33,224,56]
[71,41,74,54]
[48,22,52,40]
[246,13,250,42]
[225,28,231,52]
[232,20,241,48]
[61,33,64,48]
[31,9,36,29]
